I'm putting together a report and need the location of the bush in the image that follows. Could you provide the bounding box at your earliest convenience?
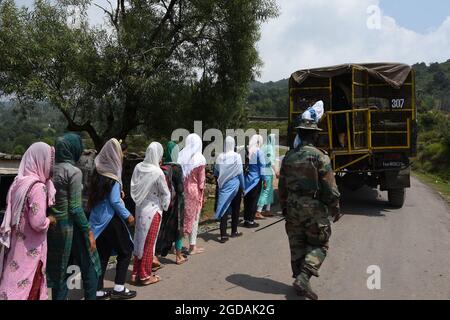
[416,110,450,181]
[12,145,25,155]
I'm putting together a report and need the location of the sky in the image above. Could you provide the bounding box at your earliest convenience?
[13,0,450,82]
[258,0,450,81]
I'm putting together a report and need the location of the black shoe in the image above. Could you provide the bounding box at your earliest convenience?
[243,221,259,229]
[111,288,137,300]
[293,280,318,300]
[231,232,243,238]
[219,237,229,244]
[96,291,111,300]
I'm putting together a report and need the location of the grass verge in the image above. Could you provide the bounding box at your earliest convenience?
[413,170,450,205]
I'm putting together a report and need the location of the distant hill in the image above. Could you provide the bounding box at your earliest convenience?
[414,60,450,112]
[0,102,67,154]
[247,79,289,117]
[247,60,450,116]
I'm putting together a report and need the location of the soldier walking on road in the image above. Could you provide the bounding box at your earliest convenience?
[279,101,342,300]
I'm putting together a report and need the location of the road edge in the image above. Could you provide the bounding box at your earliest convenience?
[412,172,450,209]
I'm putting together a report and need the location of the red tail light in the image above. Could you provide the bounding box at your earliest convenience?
[383,153,402,160]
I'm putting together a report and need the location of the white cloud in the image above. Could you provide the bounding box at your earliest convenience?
[257,0,450,81]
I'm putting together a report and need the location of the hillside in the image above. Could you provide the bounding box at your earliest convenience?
[247,79,289,117]
[414,60,450,112]
[0,102,67,154]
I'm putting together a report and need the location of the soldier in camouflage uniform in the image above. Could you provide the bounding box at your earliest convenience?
[278,118,342,300]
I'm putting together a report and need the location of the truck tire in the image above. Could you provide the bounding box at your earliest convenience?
[388,188,405,208]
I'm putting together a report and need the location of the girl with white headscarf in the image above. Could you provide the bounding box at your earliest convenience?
[214,136,245,243]
[256,133,279,218]
[177,133,206,255]
[130,142,171,286]
[88,138,136,300]
[243,134,268,228]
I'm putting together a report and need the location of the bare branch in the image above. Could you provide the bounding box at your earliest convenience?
[106,0,114,12]
[147,0,178,45]
[114,0,120,24]
[93,3,115,25]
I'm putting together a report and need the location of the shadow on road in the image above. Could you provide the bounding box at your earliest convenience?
[225,274,305,300]
[198,232,222,243]
[340,186,392,217]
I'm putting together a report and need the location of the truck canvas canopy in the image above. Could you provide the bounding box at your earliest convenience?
[290,63,412,89]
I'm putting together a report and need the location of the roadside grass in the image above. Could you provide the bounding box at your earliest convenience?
[200,196,216,223]
[413,170,450,205]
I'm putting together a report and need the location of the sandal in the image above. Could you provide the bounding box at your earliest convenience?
[152,261,161,268]
[152,264,164,272]
[176,256,188,265]
[141,275,161,286]
[255,213,266,220]
[130,274,138,285]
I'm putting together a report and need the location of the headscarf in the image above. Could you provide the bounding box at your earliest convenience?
[215,136,243,189]
[163,141,179,163]
[293,134,302,149]
[95,138,123,185]
[248,134,264,163]
[295,100,325,148]
[55,132,83,165]
[263,134,277,165]
[177,133,206,179]
[130,142,165,206]
[0,142,56,277]
[302,100,325,122]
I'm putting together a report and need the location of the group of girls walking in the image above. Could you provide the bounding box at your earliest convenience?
[214,134,277,243]
[0,131,276,300]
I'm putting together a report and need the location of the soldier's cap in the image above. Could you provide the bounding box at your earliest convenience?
[295,118,323,131]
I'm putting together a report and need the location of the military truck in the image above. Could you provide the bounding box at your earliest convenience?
[288,63,417,208]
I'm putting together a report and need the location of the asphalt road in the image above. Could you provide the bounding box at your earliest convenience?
[98,176,450,300]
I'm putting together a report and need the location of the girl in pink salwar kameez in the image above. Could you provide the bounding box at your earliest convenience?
[0,142,56,300]
[178,134,206,255]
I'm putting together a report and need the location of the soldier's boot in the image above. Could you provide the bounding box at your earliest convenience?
[293,271,318,300]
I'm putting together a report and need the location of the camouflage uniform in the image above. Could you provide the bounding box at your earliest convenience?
[278,141,340,298]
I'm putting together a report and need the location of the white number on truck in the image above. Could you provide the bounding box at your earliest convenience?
[391,99,405,109]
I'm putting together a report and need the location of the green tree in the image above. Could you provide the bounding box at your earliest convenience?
[0,0,278,149]
[12,144,25,155]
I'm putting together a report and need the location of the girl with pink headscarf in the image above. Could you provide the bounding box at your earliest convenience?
[0,142,57,300]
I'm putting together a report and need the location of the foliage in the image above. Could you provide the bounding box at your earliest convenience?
[246,79,288,117]
[414,60,450,112]
[0,101,66,153]
[0,0,279,149]
[414,110,450,181]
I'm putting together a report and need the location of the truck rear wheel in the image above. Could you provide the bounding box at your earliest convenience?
[388,188,406,208]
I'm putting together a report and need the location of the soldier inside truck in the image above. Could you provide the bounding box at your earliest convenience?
[332,74,352,149]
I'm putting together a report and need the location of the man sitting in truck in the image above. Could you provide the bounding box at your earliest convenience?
[332,81,351,148]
